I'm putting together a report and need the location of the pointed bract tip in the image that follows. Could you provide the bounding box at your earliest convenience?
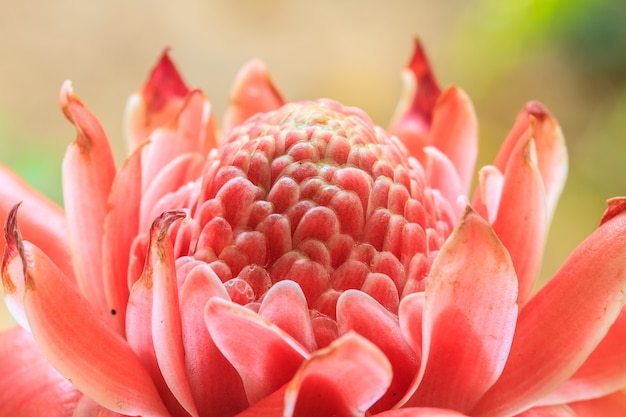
[407,38,442,121]
[141,47,189,113]
[59,80,80,122]
[600,197,626,226]
[2,203,26,293]
[150,209,187,243]
[524,101,549,122]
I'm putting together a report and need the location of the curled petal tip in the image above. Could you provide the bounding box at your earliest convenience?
[2,203,25,293]
[151,210,187,238]
[600,197,626,226]
[59,80,80,123]
[406,38,442,125]
[142,47,189,113]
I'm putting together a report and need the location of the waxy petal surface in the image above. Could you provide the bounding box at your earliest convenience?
[567,391,626,417]
[471,199,626,417]
[0,326,80,417]
[60,81,117,317]
[7,218,168,416]
[406,208,518,413]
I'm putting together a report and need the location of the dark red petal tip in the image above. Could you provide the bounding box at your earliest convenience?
[142,47,190,113]
[600,197,626,226]
[407,38,442,125]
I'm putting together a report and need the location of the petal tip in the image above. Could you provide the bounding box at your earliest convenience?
[600,197,626,226]
[141,47,190,113]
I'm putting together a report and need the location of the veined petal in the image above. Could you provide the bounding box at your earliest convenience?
[537,307,626,405]
[405,208,518,413]
[471,198,626,417]
[222,60,285,135]
[258,280,317,352]
[567,391,626,417]
[428,86,478,196]
[147,212,199,417]
[337,290,419,412]
[513,405,577,417]
[492,102,567,224]
[142,89,217,194]
[6,212,169,417]
[389,39,441,161]
[205,297,309,404]
[102,143,145,336]
[60,81,117,317]
[0,326,80,417]
[0,165,73,280]
[283,333,392,417]
[180,264,248,417]
[491,138,546,306]
[125,48,190,149]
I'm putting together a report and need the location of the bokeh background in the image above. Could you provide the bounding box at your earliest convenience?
[1,0,625,329]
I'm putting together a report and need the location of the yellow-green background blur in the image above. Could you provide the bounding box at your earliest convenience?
[1,0,625,329]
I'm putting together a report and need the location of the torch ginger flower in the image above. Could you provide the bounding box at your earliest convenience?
[2,41,626,417]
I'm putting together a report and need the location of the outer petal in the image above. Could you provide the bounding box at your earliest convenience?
[102,143,145,335]
[73,396,127,417]
[568,391,626,417]
[492,102,567,224]
[374,409,469,417]
[471,198,626,417]
[180,264,249,417]
[0,165,73,280]
[205,297,309,404]
[514,405,577,417]
[337,290,419,413]
[125,48,190,149]
[222,60,285,135]
[538,306,626,405]
[491,138,546,305]
[404,208,518,413]
[6,213,169,416]
[0,326,80,417]
[60,81,117,317]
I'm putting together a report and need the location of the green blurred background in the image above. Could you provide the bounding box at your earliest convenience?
[1,0,625,329]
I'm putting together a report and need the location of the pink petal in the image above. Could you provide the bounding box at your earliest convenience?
[148,212,199,417]
[492,102,567,224]
[125,48,190,149]
[389,39,441,160]
[428,86,478,196]
[205,297,308,404]
[568,391,626,417]
[258,280,317,352]
[283,333,392,417]
[471,198,626,417]
[73,396,127,417]
[140,153,204,231]
[423,146,463,217]
[405,208,518,413]
[491,138,546,305]
[0,326,80,417]
[472,165,504,224]
[373,408,469,417]
[337,290,419,412]
[222,60,285,135]
[7,215,169,416]
[179,264,249,417]
[102,143,144,336]
[0,165,73,280]
[514,405,577,417]
[538,306,626,405]
[60,81,117,318]
[141,89,217,194]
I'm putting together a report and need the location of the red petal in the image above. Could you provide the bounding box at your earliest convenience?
[389,39,441,160]
[492,102,567,224]
[102,143,144,336]
[471,201,626,417]
[180,264,248,417]
[491,138,546,305]
[0,326,80,416]
[73,396,127,417]
[126,48,189,149]
[0,166,73,280]
[373,408,469,416]
[568,391,626,417]
[222,60,285,135]
[60,81,117,318]
[337,290,419,412]
[514,405,577,417]
[538,307,626,405]
[205,297,308,404]
[284,333,392,417]
[406,208,518,413]
[10,223,168,416]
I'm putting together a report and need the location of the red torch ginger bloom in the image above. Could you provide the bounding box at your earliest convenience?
[2,41,626,417]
